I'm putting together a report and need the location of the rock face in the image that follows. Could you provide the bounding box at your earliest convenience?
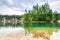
[50,30,60,40]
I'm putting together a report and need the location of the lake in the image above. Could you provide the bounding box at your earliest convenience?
[0,23,60,40]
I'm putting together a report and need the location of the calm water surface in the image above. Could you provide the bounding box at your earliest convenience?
[0,23,60,33]
[0,23,60,40]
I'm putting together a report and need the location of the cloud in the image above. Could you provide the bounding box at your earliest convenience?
[0,5,24,15]
[48,0,60,2]
[0,0,25,15]
[6,0,13,5]
[49,1,60,12]
[0,0,60,15]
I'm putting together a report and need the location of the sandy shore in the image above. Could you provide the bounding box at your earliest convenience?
[0,34,48,40]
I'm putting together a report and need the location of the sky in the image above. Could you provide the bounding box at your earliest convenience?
[0,0,60,15]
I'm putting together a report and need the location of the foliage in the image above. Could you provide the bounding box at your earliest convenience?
[23,3,60,23]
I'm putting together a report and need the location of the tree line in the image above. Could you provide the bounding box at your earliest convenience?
[23,3,60,23]
[0,15,22,20]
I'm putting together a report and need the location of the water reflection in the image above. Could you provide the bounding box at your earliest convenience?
[23,23,60,28]
[24,23,60,34]
[0,27,25,37]
[0,23,23,27]
[0,23,60,40]
[50,30,60,40]
[0,23,25,36]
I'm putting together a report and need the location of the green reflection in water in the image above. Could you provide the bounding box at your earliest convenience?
[0,22,60,34]
[23,23,60,34]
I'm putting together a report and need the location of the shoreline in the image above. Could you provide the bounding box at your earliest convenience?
[0,33,50,40]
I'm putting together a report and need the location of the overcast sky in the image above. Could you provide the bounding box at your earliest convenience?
[0,0,60,15]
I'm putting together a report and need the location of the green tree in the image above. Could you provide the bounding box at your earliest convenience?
[23,3,56,23]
